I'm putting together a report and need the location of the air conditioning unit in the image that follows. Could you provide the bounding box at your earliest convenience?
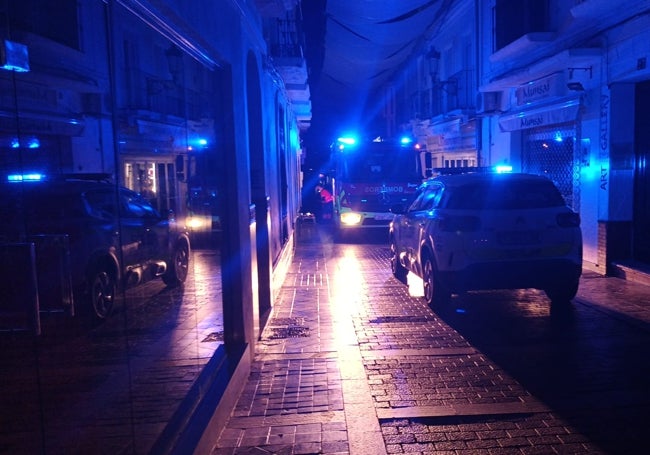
[476,91,502,114]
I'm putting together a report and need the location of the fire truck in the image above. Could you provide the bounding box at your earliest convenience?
[330,135,427,238]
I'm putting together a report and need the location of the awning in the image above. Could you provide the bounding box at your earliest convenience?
[480,48,601,92]
[498,98,580,132]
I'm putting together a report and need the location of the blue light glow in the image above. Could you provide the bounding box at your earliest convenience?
[7,173,45,182]
[494,165,513,173]
[400,136,413,145]
[337,136,357,146]
[27,137,40,149]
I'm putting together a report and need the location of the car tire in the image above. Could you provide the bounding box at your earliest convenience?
[422,255,450,307]
[544,278,579,304]
[389,238,407,282]
[89,269,116,321]
[163,241,190,287]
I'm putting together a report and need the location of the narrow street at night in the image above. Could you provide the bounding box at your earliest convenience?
[2,226,650,454]
[213,226,650,454]
[3,2,650,454]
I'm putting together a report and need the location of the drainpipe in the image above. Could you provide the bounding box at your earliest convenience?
[474,0,483,166]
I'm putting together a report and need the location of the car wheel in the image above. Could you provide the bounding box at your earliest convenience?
[422,255,450,307]
[544,278,579,304]
[89,269,116,320]
[389,238,407,282]
[163,242,190,286]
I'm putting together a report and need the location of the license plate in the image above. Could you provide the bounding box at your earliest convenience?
[374,213,394,221]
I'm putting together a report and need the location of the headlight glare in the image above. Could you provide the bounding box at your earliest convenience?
[340,212,362,226]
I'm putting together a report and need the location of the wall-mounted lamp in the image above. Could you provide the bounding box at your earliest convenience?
[147,46,184,95]
[165,46,183,84]
[567,82,585,91]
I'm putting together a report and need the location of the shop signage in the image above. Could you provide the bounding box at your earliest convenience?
[498,98,580,132]
[515,72,565,106]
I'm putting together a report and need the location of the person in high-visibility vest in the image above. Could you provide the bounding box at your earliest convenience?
[315,184,333,223]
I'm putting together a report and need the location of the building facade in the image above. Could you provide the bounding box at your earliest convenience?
[389,0,650,273]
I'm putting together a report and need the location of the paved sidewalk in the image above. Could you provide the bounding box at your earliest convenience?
[209,227,650,454]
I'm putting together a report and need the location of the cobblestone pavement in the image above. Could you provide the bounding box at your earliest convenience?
[212,227,650,454]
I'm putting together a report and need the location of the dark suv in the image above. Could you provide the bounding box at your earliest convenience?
[0,174,191,321]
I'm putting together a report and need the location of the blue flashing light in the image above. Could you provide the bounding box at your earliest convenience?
[7,173,45,182]
[10,137,19,148]
[27,137,40,149]
[400,136,413,145]
[553,132,563,142]
[337,136,357,146]
[494,165,513,174]
[197,138,208,146]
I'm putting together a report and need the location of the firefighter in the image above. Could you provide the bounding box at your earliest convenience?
[315,184,333,223]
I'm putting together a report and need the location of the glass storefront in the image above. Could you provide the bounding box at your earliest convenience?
[0,1,226,451]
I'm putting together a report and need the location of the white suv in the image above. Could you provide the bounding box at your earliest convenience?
[389,172,582,307]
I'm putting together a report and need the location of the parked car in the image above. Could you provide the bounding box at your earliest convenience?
[0,174,191,322]
[389,172,582,307]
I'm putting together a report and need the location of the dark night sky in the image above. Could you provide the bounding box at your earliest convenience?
[299,0,442,170]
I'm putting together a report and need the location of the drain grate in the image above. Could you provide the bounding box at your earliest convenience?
[268,325,310,339]
[271,317,305,326]
[267,317,310,339]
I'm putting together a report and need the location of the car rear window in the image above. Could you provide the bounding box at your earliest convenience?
[0,186,85,221]
[446,179,566,210]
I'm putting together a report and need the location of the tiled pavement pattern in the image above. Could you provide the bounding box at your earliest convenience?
[212,228,647,454]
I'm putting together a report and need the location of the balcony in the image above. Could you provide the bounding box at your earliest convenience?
[265,12,311,130]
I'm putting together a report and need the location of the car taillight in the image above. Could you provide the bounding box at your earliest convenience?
[557,212,580,227]
[439,215,481,232]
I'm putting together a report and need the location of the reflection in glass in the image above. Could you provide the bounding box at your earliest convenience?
[0,2,225,452]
